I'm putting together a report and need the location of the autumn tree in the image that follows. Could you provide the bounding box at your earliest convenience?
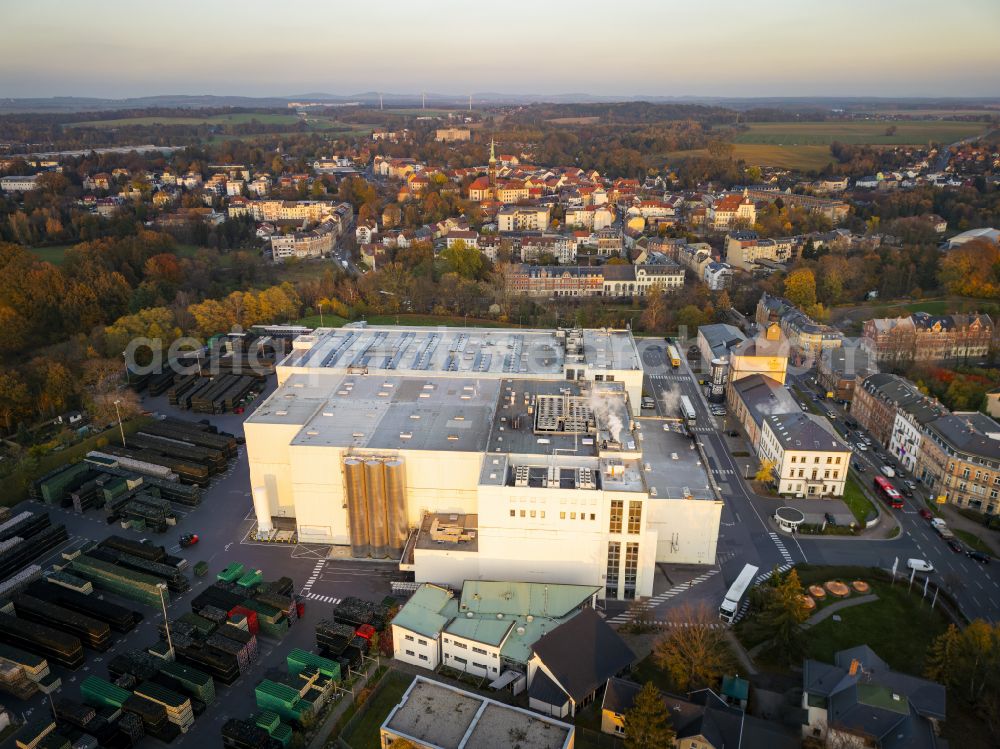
[438,240,484,280]
[938,239,1000,298]
[755,459,776,483]
[784,268,817,309]
[641,284,669,332]
[753,568,809,665]
[652,603,737,691]
[622,682,676,749]
[925,620,1000,731]
[0,370,30,433]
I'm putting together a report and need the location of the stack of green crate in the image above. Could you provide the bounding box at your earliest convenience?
[38,464,88,505]
[217,563,244,583]
[158,660,215,705]
[286,649,340,682]
[236,569,262,589]
[254,680,314,727]
[193,561,208,577]
[69,554,168,607]
[177,612,217,637]
[80,676,130,710]
[240,600,288,638]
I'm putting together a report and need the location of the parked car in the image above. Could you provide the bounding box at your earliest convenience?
[852,461,866,472]
[946,539,964,553]
[904,480,917,490]
[880,465,896,478]
[967,551,991,564]
[180,533,199,548]
[641,397,656,409]
[919,508,933,520]
[902,488,914,498]
[824,512,837,526]
[906,559,934,572]
[855,442,868,451]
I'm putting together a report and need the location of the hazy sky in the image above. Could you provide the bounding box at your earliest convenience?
[3,0,999,98]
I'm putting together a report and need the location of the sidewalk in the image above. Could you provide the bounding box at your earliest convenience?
[936,503,1000,556]
[801,594,878,630]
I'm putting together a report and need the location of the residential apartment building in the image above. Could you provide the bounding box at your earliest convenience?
[565,205,614,231]
[759,412,852,497]
[602,264,684,298]
[519,234,576,264]
[920,412,1000,514]
[725,231,791,271]
[269,218,341,261]
[728,373,798,450]
[889,394,948,474]
[246,199,349,224]
[756,293,842,364]
[708,192,756,231]
[816,345,877,402]
[434,127,471,142]
[0,175,40,192]
[704,261,734,290]
[745,188,850,223]
[498,205,550,233]
[861,312,994,366]
[852,373,930,449]
[677,243,714,278]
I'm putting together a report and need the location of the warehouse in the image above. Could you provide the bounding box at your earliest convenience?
[245,325,721,600]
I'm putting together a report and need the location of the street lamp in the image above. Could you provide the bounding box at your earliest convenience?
[318,301,324,328]
[157,583,175,660]
[113,399,126,448]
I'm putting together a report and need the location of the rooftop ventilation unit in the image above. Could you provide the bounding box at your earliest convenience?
[514,466,530,487]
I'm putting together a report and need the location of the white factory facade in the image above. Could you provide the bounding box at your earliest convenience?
[245,325,721,600]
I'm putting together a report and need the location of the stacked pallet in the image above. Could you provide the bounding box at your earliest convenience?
[0,565,43,599]
[69,554,169,608]
[0,642,48,699]
[134,680,194,733]
[217,563,245,583]
[12,594,112,651]
[123,692,179,743]
[222,718,281,749]
[286,649,341,682]
[108,651,161,683]
[80,676,130,710]
[43,570,92,594]
[0,613,83,669]
[254,712,292,748]
[157,660,216,706]
[254,680,314,728]
[26,581,139,633]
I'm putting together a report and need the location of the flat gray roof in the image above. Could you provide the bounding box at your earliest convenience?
[279,325,641,378]
[638,419,715,500]
[383,677,573,749]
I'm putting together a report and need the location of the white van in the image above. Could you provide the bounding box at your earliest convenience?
[880,465,895,478]
[906,559,934,573]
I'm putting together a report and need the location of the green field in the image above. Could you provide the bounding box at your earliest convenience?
[29,245,73,265]
[734,120,987,146]
[667,144,834,171]
[69,112,301,128]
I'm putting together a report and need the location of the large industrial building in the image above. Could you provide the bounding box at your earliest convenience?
[245,325,721,600]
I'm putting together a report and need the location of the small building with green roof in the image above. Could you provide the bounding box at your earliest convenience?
[391,580,599,690]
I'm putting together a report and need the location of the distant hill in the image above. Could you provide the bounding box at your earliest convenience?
[2,92,999,115]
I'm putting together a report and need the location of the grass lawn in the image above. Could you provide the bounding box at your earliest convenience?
[340,671,414,749]
[630,653,674,695]
[803,579,949,674]
[842,475,877,525]
[295,313,519,329]
[733,120,987,146]
[69,112,300,128]
[29,244,74,265]
[953,528,993,554]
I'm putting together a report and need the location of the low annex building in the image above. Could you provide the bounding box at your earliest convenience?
[382,676,574,749]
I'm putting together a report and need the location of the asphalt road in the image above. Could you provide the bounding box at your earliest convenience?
[5,379,402,746]
[633,337,1000,623]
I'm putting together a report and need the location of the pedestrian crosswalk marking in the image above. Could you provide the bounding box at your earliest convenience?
[608,569,720,624]
[305,593,342,605]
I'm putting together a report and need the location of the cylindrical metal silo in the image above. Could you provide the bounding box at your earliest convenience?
[383,458,408,557]
[343,458,370,557]
[709,357,727,402]
[365,459,389,559]
[251,486,273,537]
